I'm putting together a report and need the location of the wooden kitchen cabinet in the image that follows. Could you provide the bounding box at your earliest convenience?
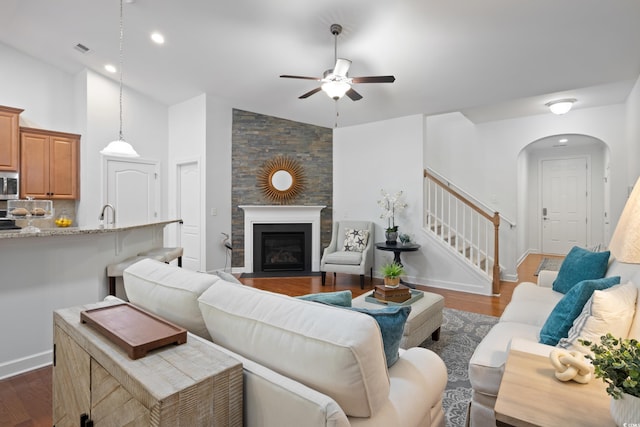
[0,105,23,171]
[20,127,80,199]
[53,303,243,427]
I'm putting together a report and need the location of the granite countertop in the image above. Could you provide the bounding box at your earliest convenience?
[0,219,182,239]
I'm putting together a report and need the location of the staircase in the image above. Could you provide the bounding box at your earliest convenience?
[424,169,501,293]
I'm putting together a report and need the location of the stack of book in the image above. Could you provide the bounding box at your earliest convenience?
[373,285,411,303]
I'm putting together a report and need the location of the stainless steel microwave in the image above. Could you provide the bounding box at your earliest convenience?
[0,172,19,200]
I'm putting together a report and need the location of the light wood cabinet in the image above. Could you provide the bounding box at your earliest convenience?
[53,303,243,427]
[0,105,23,171]
[20,127,80,199]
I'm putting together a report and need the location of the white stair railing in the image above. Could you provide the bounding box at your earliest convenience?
[424,170,501,294]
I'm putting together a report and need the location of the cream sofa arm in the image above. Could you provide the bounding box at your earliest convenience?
[537,270,559,288]
[188,333,350,427]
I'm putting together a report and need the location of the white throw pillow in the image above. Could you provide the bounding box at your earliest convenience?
[558,282,637,354]
[343,228,369,252]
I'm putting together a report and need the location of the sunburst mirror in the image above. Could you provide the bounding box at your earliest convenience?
[258,156,305,204]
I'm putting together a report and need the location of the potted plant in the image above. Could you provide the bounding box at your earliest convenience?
[380,262,405,288]
[378,189,407,244]
[580,334,640,425]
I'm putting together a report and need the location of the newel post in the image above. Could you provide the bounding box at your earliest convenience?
[492,212,500,294]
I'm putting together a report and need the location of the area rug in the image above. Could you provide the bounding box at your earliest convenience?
[534,257,564,276]
[420,308,498,427]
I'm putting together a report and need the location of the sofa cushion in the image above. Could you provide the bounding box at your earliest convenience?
[323,250,363,265]
[343,228,369,252]
[552,246,610,294]
[539,276,621,345]
[198,281,390,418]
[469,321,542,396]
[123,258,220,340]
[297,290,353,307]
[559,282,637,354]
[344,305,411,368]
[500,282,563,326]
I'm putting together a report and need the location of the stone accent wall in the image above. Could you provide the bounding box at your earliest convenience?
[231,109,333,268]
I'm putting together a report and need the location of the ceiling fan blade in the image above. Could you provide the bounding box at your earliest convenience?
[345,88,363,101]
[299,87,322,99]
[280,75,321,81]
[351,75,396,84]
[333,58,351,77]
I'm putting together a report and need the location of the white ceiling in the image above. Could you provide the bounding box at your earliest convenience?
[1,0,639,128]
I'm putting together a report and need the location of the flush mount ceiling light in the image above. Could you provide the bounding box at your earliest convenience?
[100,0,139,158]
[150,32,165,44]
[546,98,576,115]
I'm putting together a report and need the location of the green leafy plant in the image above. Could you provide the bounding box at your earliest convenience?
[579,333,640,399]
[380,262,405,278]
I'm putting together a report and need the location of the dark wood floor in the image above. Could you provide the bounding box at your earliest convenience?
[0,253,559,427]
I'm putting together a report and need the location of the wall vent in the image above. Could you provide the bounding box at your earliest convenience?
[74,43,90,53]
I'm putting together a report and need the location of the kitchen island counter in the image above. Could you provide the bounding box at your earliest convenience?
[0,218,182,239]
[0,218,182,379]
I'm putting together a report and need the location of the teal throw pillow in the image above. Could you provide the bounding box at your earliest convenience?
[552,246,610,294]
[345,305,411,368]
[539,276,620,346]
[297,290,353,307]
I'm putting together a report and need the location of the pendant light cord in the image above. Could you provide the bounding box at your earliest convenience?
[118,0,124,141]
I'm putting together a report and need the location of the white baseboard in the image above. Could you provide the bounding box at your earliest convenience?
[0,350,52,380]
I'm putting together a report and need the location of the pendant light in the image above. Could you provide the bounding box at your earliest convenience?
[100,0,139,157]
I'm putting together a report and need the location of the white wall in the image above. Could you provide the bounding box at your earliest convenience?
[626,75,640,185]
[425,103,629,280]
[204,95,233,272]
[335,114,489,292]
[0,42,77,132]
[167,94,233,273]
[168,94,207,269]
[83,70,169,227]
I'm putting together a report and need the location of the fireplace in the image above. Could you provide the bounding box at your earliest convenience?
[253,223,312,272]
[239,205,325,273]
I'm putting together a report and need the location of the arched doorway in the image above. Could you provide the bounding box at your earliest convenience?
[517,134,610,255]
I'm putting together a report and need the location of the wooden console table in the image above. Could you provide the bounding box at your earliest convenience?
[53,301,243,426]
[495,349,614,427]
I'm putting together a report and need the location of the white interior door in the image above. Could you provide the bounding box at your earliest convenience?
[177,160,201,271]
[105,158,159,225]
[541,157,588,254]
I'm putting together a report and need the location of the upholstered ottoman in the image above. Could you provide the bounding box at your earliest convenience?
[352,290,445,348]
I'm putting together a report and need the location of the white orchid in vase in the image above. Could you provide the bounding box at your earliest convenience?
[378,189,407,233]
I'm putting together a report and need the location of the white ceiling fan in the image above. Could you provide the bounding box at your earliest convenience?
[280,24,396,101]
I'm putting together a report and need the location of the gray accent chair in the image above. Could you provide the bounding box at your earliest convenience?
[320,220,374,289]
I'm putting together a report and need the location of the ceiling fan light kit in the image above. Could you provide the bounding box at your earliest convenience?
[280,23,395,102]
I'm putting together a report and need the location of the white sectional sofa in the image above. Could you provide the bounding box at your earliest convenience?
[468,258,640,426]
[121,258,448,427]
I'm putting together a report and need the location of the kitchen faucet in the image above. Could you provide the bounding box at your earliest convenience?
[99,203,116,225]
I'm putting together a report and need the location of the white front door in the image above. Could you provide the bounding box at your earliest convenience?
[541,157,588,254]
[105,158,159,225]
[177,160,202,271]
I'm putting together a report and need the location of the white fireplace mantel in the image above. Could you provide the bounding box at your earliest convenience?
[239,205,326,273]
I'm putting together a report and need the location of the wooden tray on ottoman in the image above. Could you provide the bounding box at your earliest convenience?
[80,303,187,359]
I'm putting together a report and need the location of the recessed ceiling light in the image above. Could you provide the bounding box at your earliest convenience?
[105,64,117,73]
[151,32,165,44]
[558,138,568,144]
